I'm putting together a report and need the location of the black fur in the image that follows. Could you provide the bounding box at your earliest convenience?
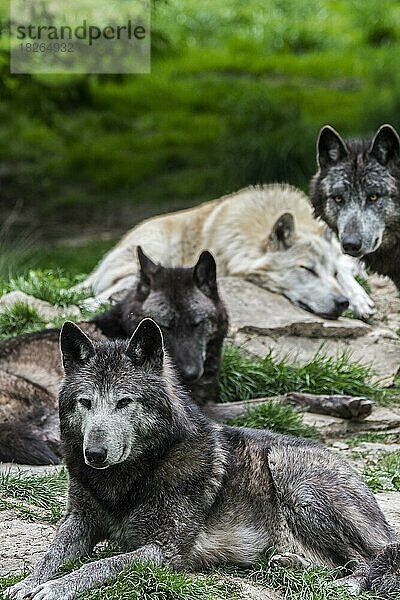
[93,248,228,404]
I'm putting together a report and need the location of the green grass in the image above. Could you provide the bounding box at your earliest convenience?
[363,451,400,493]
[0,561,392,600]
[1,0,400,235]
[79,563,239,600]
[0,269,110,340]
[0,564,240,600]
[219,345,388,404]
[227,400,316,438]
[24,240,117,276]
[0,301,47,338]
[223,560,391,600]
[345,432,392,448]
[0,469,68,522]
[0,270,90,307]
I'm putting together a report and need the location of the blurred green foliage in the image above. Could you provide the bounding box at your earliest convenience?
[0,0,399,228]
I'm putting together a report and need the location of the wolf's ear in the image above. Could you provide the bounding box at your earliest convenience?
[137,246,160,299]
[368,124,400,166]
[60,321,95,375]
[194,251,218,299]
[317,125,348,168]
[269,213,295,251]
[126,318,164,371]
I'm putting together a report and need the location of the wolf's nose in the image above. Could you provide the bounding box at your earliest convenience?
[334,295,349,313]
[85,446,108,464]
[182,365,202,382]
[341,235,362,255]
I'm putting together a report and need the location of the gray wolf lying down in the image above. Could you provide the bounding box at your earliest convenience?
[6,319,399,600]
[83,183,374,319]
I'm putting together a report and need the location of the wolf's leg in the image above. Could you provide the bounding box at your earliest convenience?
[268,446,395,579]
[336,255,374,319]
[5,513,99,600]
[24,544,164,600]
[331,571,369,596]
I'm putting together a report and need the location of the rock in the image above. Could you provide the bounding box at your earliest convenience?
[0,291,81,321]
[331,441,350,451]
[0,463,64,478]
[352,442,400,455]
[376,492,400,533]
[231,579,282,600]
[303,406,400,440]
[0,510,56,576]
[219,277,400,383]
[220,279,370,339]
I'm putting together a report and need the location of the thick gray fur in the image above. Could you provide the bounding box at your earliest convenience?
[6,319,400,600]
[311,123,400,289]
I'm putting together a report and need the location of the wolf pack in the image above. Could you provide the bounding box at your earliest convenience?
[3,124,400,599]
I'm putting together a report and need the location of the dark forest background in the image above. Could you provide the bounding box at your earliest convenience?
[0,0,399,275]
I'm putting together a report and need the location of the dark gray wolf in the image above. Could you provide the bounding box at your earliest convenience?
[93,247,228,405]
[311,124,400,289]
[6,319,399,600]
[0,249,227,464]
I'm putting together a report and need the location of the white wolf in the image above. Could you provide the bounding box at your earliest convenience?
[84,184,374,319]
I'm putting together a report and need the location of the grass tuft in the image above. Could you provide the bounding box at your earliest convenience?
[363,451,400,493]
[219,558,388,600]
[80,562,239,600]
[0,270,110,340]
[0,301,47,338]
[345,432,392,448]
[219,345,385,404]
[0,559,241,600]
[0,469,67,522]
[227,400,316,438]
[0,270,90,308]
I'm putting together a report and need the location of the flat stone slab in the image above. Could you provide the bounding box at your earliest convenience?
[0,463,63,478]
[0,510,56,576]
[376,492,400,534]
[220,279,370,339]
[219,277,400,383]
[303,406,400,440]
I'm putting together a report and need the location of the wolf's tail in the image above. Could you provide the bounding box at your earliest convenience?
[0,423,61,465]
[366,543,400,595]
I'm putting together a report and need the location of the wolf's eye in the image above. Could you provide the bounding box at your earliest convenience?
[116,397,133,410]
[78,397,92,409]
[368,194,379,203]
[334,195,344,204]
[193,319,205,327]
[300,266,317,276]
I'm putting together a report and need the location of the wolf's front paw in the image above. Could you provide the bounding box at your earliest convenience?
[349,292,375,320]
[4,577,38,600]
[25,580,76,600]
[269,552,311,569]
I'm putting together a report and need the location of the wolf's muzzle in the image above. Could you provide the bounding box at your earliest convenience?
[341,234,363,257]
[85,446,108,468]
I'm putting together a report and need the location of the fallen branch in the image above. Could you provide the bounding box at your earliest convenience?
[203,393,373,422]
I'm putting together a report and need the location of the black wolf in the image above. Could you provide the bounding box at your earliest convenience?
[93,247,228,405]
[311,124,400,289]
[0,249,227,464]
[6,319,400,600]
